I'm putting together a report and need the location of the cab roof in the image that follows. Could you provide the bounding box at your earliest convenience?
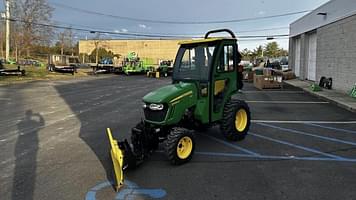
[179,37,236,45]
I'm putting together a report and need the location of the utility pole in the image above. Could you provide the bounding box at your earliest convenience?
[5,0,10,61]
[95,39,99,65]
[90,31,100,65]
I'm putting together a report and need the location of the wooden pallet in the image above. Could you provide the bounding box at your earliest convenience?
[253,75,283,90]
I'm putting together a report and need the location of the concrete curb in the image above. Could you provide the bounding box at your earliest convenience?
[284,80,356,113]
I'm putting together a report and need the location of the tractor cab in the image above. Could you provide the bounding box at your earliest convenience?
[172,29,241,123]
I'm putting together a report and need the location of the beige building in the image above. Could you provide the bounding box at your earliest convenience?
[79,39,186,65]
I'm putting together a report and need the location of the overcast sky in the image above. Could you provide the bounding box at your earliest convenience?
[2,0,330,50]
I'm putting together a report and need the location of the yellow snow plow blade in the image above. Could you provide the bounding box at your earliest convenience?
[106,128,124,192]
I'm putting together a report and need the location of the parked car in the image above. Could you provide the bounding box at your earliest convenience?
[17,59,45,67]
[279,57,289,71]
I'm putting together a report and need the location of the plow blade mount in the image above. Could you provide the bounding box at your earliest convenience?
[106,128,124,192]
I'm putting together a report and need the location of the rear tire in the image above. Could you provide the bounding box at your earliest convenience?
[220,99,251,141]
[165,128,195,165]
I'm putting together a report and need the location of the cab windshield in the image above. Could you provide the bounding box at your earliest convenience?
[173,43,217,82]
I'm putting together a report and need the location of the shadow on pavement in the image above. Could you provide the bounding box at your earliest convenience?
[12,110,44,200]
[52,76,170,191]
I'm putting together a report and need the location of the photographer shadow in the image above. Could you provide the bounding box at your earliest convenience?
[12,110,44,200]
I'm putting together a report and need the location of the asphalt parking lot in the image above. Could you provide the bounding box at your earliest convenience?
[1,75,356,200]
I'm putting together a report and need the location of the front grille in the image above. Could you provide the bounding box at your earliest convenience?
[143,105,168,122]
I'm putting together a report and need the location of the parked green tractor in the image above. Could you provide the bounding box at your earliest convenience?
[108,29,251,191]
[122,52,147,75]
[146,60,173,78]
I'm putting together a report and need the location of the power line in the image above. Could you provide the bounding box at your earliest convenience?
[49,21,290,39]
[52,19,289,36]
[238,38,289,42]
[237,27,289,33]
[52,2,310,25]
[5,18,185,38]
[53,19,289,37]
[4,17,289,39]
[238,34,288,39]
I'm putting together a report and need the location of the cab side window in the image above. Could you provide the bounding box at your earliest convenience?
[217,45,234,72]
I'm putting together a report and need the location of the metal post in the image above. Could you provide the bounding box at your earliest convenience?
[95,40,99,65]
[5,0,10,61]
[90,31,100,65]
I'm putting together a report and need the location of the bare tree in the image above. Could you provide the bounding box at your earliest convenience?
[58,31,66,56]
[67,28,74,56]
[11,25,23,61]
[57,28,74,56]
[12,0,53,57]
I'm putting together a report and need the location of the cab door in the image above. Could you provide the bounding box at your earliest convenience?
[210,42,238,122]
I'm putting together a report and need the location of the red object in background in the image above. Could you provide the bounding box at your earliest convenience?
[238,65,243,72]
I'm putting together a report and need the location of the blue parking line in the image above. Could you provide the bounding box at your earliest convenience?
[307,123,356,135]
[203,134,260,156]
[195,151,356,162]
[249,132,344,160]
[85,181,112,200]
[196,151,251,157]
[258,123,356,146]
[86,180,166,200]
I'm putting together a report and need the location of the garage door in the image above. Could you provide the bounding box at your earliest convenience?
[294,38,301,77]
[307,33,317,81]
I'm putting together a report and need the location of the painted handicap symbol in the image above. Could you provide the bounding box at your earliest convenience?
[116,180,166,200]
[85,180,166,200]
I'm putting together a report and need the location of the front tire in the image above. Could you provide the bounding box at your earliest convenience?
[220,99,251,141]
[165,128,195,165]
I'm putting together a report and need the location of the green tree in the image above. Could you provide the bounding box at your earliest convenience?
[279,49,289,57]
[264,42,288,58]
[254,45,264,57]
[89,48,119,63]
[241,48,253,61]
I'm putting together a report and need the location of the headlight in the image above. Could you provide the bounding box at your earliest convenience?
[149,103,164,111]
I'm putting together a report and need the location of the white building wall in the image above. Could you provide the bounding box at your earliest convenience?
[294,38,301,77]
[316,14,356,92]
[290,0,356,37]
[289,0,356,92]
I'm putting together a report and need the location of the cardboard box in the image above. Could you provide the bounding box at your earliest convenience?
[282,71,296,80]
[263,68,273,76]
[243,71,254,82]
[254,75,283,90]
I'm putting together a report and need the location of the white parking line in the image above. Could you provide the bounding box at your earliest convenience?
[252,120,356,124]
[243,91,305,94]
[246,101,329,104]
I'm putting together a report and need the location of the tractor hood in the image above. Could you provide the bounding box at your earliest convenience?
[143,82,195,104]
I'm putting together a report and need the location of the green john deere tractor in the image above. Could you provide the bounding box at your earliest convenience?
[122,52,146,75]
[146,60,173,78]
[107,29,251,191]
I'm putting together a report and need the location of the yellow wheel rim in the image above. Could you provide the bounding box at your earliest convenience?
[235,109,248,132]
[176,136,193,159]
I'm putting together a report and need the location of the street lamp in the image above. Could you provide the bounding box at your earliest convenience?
[317,12,327,20]
[317,12,327,16]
